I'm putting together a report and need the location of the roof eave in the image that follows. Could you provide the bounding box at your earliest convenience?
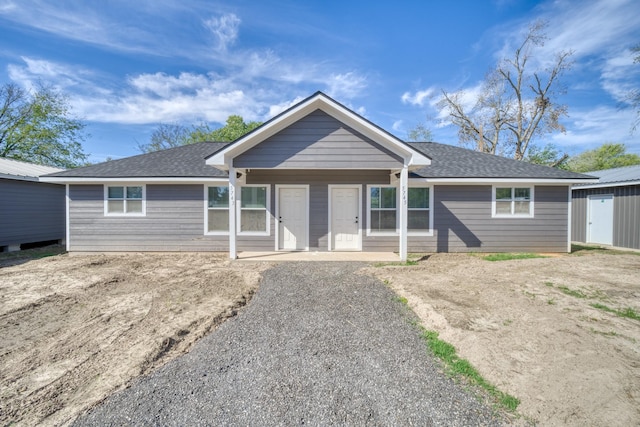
[410,177,599,184]
[39,176,229,184]
[572,179,640,190]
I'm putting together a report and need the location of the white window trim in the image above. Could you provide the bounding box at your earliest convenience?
[366,184,399,236]
[104,184,146,217]
[407,184,434,237]
[238,184,271,236]
[204,185,230,236]
[491,185,535,218]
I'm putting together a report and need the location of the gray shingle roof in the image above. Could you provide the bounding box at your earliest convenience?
[574,164,640,186]
[408,142,593,180]
[42,140,593,181]
[45,142,229,178]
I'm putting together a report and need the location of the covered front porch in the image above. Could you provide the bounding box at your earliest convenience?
[205,92,432,262]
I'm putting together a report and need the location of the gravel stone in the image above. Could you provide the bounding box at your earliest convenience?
[73,262,504,426]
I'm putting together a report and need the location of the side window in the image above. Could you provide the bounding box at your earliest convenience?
[239,186,269,234]
[105,185,144,215]
[493,186,533,217]
[408,187,431,233]
[369,186,397,233]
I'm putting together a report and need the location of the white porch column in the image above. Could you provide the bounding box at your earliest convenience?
[399,165,408,261]
[228,165,237,259]
[65,184,70,252]
[567,186,572,253]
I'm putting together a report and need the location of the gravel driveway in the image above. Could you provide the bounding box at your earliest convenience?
[73,262,503,426]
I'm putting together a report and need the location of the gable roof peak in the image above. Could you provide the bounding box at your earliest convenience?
[206,91,431,169]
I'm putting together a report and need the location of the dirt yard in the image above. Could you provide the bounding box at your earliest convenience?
[369,249,640,426]
[0,250,271,426]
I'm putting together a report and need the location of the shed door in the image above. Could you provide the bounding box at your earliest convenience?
[331,187,360,251]
[278,187,308,251]
[588,194,614,245]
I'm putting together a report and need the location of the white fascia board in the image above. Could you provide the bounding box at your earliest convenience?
[39,177,229,184]
[410,177,599,185]
[206,93,431,169]
[0,173,40,182]
[572,180,640,190]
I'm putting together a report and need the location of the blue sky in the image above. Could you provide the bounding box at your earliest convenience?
[1,0,639,162]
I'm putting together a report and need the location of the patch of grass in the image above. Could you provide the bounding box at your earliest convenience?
[544,281,554,287]
[571,244,640,256]
[557,285,587,299]
[393,295,408,305]
[0,244,65,263]
[547,298,556,305]
[419,329,520,411]
[590,329,619,338]
[482,253,547,262]
[591,303,640,321]
[374,260,419,267]
[502,319,513,326]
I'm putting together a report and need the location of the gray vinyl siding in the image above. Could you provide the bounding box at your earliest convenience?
[246,170,391,251]
[68,184,228,251]
[0,179,65,248]
[406,185,569,253]
[234,110,404,169]
[571,185,640,250]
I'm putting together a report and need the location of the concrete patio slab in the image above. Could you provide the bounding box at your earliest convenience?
[236,251,400,262]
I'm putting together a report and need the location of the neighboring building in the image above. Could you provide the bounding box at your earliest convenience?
[42,92,593,260]
[571,164,640,250]
[0,157,65,252]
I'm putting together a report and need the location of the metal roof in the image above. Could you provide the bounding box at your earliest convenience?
[0,157,64,182]
[573,164,640,187]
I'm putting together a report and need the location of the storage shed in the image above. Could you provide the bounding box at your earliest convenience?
[571,165,640,250]
[0,157,66,252]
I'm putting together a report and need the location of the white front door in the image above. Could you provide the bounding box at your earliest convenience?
[331,187,360,251]
[278,187,308,250]
[588,194,614,245]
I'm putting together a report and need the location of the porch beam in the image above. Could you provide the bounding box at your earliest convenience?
[229,165,237,259]
[399,165,408,261]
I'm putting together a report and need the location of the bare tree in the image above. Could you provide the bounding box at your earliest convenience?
[438,21,573,160]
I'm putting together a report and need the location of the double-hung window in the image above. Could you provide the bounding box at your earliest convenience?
[369,186,397,234]
[493,186,533,217]
[207,186,229,233]
[239,186,269,234]
[408,187,431,234]
[105,185,144,215]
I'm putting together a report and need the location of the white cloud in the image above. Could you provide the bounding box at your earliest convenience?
[392,120,403,132]
[7,56,369,126]
[551,106,639,153]
[267,96,305,118]
[600,48,639,104]
[325,72,367,99]
[203,13,241,52]
[0,0,158,55]
[401,88,434,106]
